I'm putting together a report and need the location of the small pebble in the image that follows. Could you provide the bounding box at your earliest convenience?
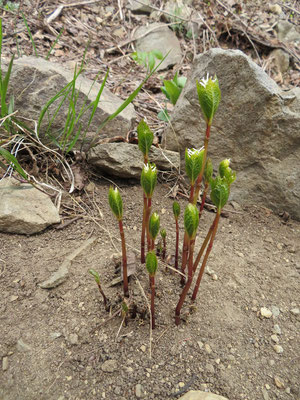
[10,295,18,302]
[178,382,185,388]
[204,344,212,354]
[290,308,299,315]
[271,306,280,317]
[269,359,275,366]
[206,363,215,374]
[197,341,204,349]
[66,376,72,381]
[68,333,78,345]
[101,359,118,373]
[273,324,281,335]
[2,357,8,371]
[212,274,218,281]
[260,307,272,318]
[274,376,285,389]
[135,383,143,398]
[271,335,279,344]
[273,345,283,354]
[269,4,282,14]
[265,384,270,390]
[140,345,146,352]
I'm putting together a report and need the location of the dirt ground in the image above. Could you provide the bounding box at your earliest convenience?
[1,0,300,399]
[0,180,299,400]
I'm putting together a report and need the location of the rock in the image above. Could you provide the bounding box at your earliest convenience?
[134,23,182,70]
[17,338,31,352]
[127,0,152,14]
[204,344,212,354]
[206,363,215,374]
[273,345,283,354]
[271,306,280,317]
[274,376,285,389]
[88,142,180,178]
[260,307,273,318]
[101,359,118,373]
[290,307,300,315]
[2,357,8,371]
[8,57,135,144]
[68,333,79,345]
[271,334,279,343]
[163,49,300,220]
[273,324,281,335]
[39,262,69,289]
[269,4,282,15]
[135,383,143,398]
[178,391,228,400]
[270,49,289,73]
[0,178,60,234]
[276,21,300,42]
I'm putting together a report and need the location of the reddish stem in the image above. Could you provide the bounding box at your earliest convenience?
[119,219,129,297]
[175,238,195,325]
[180,233,189,284]
[162,237,166,261]
[150,275,156,329]
[191,212,220,301]
[193,217,215,274]
[146,197,152,252]
[151,238,155,251]
[193,124,210,205]
[175,219,179,270]
[97,283,108,308]
[141,194,147,263]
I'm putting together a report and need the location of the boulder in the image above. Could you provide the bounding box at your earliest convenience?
[127,0,152,14]
[178,391,228,400]
[163,49,300,220]
[0,178,60,234]
[8,57,136,145]
[88,142,180,178]
[134,23,182,70]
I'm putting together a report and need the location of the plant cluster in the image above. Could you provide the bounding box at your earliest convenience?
[91,74,236,328]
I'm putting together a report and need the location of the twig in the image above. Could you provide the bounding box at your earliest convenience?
[281,3,300,16]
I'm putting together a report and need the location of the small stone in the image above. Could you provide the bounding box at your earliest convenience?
[274,376,285,389]
[140,345,146,352]
[227,354,235,361]
[236,252,244,258]
[212,274,218,281]
[50,332,62,339]
[269,359,275,366]
[271,335,279,344]
[271,306,280,317]
[204,344,212,354]
[66,376,72,381]
[290,308,300,315]
[273,324,281,335]
[178,382,185,388]
[260,307,273,318]
[262,388,269,400]
[285,387,291,394]
[17,339,31,352]
[101,359,118,373]
[2,357,8,371]
[206,363,215,374]
[197,341,204,349]
[10,295,18,302]
[265,384,270,390]
[273,345,283,354]
[269,4,282,14]
[68,333,78,345]
[135,383,143,398]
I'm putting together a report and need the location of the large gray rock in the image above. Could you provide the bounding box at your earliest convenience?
[163,49,300,220]
[0,178,60,234]
[276,20,300,43]
[9,57,136,145]
[134,23,182,70]
[178,391,228,400]
[88,142,180,178]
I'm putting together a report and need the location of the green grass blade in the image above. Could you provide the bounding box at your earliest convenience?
[86,69,109,130]
[21,13,38,57]
[0,147,27,179]
[1,54,14,118]
[46,27,64,60]
[66,124,82,153]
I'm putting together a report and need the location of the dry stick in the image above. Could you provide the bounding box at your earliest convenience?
[175,237,196,325]
[118,219,129,297]
[191,212,220,301]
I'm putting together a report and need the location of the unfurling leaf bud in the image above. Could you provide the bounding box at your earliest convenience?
[210,176,230,211]
[141,163,157,198]
[89,269,100,285]
[204,158,213,183]
[196,73,221,126]
[172,201,180,219]
[146,251,158,277]
[185,148,205,185]
[149,212,160,240]
[219,159,236,186]
[160,228,166,239]
[108,187,123,220]
[137,120,154,158]
[184,203,199,239]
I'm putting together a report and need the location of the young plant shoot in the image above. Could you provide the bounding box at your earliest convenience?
[160,228,167,261]
[175,203,199,325]
[172,201,180,269]
[137,120,155,263]
[191,160,236,301]
[141,163,157,260]
[149,212,160,251]
[108,187,129,297]
[146,251,158,329]
[89,269,109,308]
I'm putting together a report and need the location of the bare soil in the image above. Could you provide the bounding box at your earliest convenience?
[0,180,299,400]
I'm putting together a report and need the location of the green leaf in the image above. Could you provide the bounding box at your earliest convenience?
[185,148,205,185]
[140,163,157,198]
[210,176,230,211]
[146,251,158,277]
[196,75,221,125]
[172,201,180,219]
[108,187,123,220]
[219,159,236,185]
[160,228,166,239]
[149,212,160,240]
[163,80,181,105]
[157,109,170,122]
[184,204,199,239]
[0,147,27,180]
[89,269,100,285]
[137,120,154,157]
